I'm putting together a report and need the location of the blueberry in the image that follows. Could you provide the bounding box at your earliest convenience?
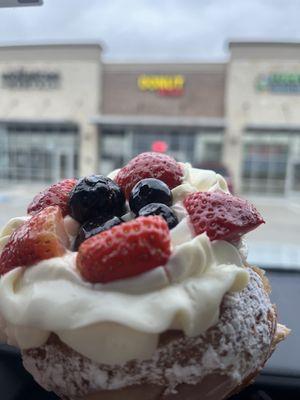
[74,216,123,250]
[69,175,125,223]
[138,203,178,229]
[129,178,172,214]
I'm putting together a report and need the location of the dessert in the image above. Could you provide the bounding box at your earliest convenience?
[0,152,289,400]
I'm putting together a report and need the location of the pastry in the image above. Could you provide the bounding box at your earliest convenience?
[0,152,289,399]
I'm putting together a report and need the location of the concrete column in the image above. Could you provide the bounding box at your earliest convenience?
[223,126,243,193]
[223,56,246,194]
[79,123,99,177]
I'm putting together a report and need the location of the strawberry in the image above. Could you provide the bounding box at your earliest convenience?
[183,191,265,242]
[0,206,70,275]
[115,152,183,199]
[27,178,77,217]
[77,216,171,283]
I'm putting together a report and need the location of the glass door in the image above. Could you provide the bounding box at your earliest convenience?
[0,123,78,183]
[242,142,288,194]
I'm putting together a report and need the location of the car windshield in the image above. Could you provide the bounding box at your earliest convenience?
[0,1,299,400]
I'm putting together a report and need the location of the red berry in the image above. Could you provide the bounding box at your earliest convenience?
[77,216,171,283]
[0,206,70,276]
[27,179,77,217]
[184,191,265,242]
[115,152,183,199]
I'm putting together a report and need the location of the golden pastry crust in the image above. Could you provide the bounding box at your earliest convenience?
[21,266,289,400]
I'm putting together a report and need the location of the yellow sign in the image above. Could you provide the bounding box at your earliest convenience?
[138,74,185,96]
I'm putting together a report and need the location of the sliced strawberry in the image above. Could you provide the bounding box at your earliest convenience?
[77,216,171,283]
[0,206,69,275]
[183,191,265,242]
[115,152,183,199]
[27,178,77,217]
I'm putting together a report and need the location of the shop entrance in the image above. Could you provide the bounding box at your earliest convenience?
[0,122,79,183]
[99,126,224,176]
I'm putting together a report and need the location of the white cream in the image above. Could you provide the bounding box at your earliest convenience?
[0,165,250,366]
[182,163,229,191]
[171,163,229,204]
[0,235,248,364]
[64,215,80,238]
[0,216,29,251]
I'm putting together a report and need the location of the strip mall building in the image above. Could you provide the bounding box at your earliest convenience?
[0,41,299,197]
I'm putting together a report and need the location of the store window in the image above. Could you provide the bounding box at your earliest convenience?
[100,128,197,174]
[242,142,288,194]
[100,129,127,175]
[202,142,222,162]
[100,127,224,175]
[0,123,79,183]
[131,129,195,162]
[291,163,300,192]
[194,132,223,165]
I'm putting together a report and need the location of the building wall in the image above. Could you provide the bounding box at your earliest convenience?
[0,44,102,176]
[103,63,225,117]
[224,42,300,192]
[0,41,299,194]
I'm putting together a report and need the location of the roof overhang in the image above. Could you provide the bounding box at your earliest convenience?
[0,118,78,128]
[246,123,300,133]
[0,40,103,51]
[91,114,226,130]
[229,40,300,49]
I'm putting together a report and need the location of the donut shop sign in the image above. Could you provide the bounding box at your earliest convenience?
[138,74,185,96]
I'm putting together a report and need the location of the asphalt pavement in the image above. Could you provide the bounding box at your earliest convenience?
[246,196,300,270]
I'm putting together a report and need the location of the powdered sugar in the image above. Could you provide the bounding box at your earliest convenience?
[22,267,276,399]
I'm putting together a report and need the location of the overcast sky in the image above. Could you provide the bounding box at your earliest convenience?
[0,0,300,61]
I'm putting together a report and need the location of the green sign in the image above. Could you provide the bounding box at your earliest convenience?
[256,73,300,93]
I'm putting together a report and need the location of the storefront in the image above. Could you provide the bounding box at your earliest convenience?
[0,121,78,182]
[0,42,102,183]
[224,42,300,196]
[0,41,300,197]
[96,62,226,175]
[94,115,224,175]
[241,130,300,196]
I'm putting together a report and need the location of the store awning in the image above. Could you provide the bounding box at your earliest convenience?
[91,114,226,130]
[0,118,78,129]
[246,123,300,133]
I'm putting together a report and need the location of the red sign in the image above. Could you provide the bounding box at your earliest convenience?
[151,141,168,153]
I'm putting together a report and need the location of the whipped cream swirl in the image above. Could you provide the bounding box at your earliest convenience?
[0,164,249,365]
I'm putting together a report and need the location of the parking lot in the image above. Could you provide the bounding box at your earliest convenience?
[0,184,299,270]
[246,196,300,269]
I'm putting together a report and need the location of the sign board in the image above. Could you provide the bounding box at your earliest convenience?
[138,74,185,96]
[256,73,300,93]
[1,69,61,90]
